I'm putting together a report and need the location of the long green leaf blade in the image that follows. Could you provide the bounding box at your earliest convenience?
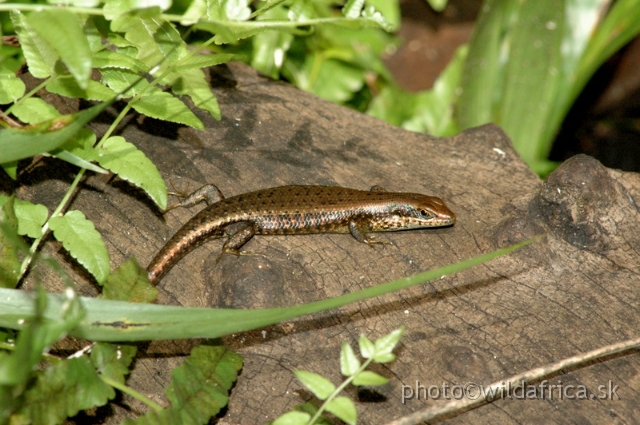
[0,237,541,341]
[0,102,110,164]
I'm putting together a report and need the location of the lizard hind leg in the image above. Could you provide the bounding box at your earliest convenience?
[166,183,225,212]
[216,222,261,262]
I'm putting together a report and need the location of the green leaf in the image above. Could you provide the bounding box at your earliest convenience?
[169,68,221,120]
[47,77,118,102]
[0,66,26,104]
[12,197,48,239]
[53,149,108,174]
[358,335,375,359]
[0,101,111,164]
[0,195,49,239]
[101,257,158,302]
[92,49,149,72]
[0,199,20,288]
[343,0,366,18]
[10,97,60,125]
[130,91,204,129]
[164,345,243,423]
[272,411,311,425]
[96,136,167,209]
[103,0,170,21]
[100,68,149,97]
[0,237,542,342]
[294,370,335,400]
[352,370,388,386]
[374,327,404,357]
[84,16,104,51]
[325,396,357,425]
[180,0,208,25]
[49,210,111,284]
[90,342,137,384]
[56,128,98,162]
[366,0,400,28]
[0,285,85,388]
[174,53,245,71]
[340,342,360,376]
[251,23,293,78]
[309,58,365,103]
[2,162,18,179]
[121,16,185,66]
[27,9,92,89]
[426,0,449,12]
[24,356,114,425]
[10,11,58,79]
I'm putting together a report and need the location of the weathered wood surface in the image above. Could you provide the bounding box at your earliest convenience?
[12,62,640,424]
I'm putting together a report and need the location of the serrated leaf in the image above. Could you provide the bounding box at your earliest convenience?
[372,352,396,363]
[0,67,26,104]
[10,11,58,79]
[225,0,251,20]
[102,257,158,302]
[49,210,110,284]
[272,411,311,425]
[91,342,137,384]
[12,197,48,239]
[11,97,60,125]
[170,68,220,120]
[358,335,375,359]
[84,16,104,52]
[164,345,243,423]
[121,16,185,67]
[25,356,114,425]
[92,50,149,72]
[325,396,357,425]
[311,58,365,103]
[362,5,395,32]
[294,370,335,400]
[366,0,400,28]
[100,67,149,97]
[47,77,118,101]
[130,91,203,129]
[352,370,388,386]
[374,327,404,356]
[96,136,167,209]
[27,9,92,89]
[0,199,20,288]
[0,101,111,164]
[174,53,245,71]
[340,342,360,376]
[343,0,365,18]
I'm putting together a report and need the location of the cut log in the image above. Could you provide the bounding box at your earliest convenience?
[13,62,640,424]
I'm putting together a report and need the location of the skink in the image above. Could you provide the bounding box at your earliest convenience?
[147,185,456,284]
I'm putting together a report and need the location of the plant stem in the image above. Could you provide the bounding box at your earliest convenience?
[100,374,164,412]
[308,357,374,425]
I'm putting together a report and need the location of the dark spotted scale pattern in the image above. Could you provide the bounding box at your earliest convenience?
[147,185,455,284]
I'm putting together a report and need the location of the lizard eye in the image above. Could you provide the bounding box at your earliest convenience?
[420,209,431,218]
